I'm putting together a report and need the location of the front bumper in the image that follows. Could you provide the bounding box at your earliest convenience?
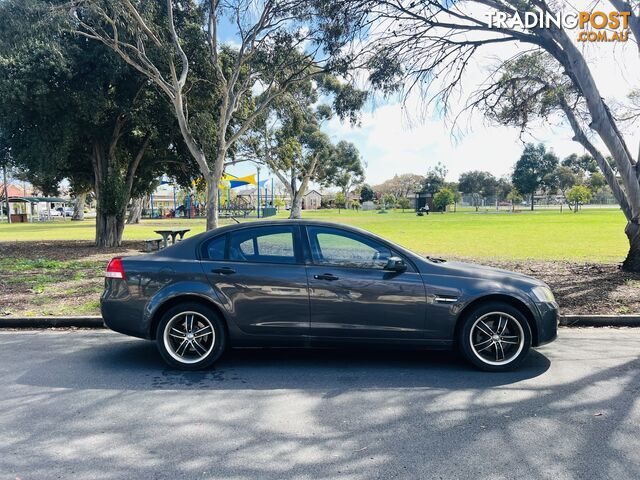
[535,301,559,346]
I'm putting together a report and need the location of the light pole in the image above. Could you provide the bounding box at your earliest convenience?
[256,166,261,219]
[2,163,10,224]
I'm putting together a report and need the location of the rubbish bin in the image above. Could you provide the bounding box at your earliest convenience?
[10,213,27,223]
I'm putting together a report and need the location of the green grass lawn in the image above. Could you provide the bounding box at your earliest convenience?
[0,207,630,262]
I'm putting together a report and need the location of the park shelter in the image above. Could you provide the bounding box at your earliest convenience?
[4,196,67,222]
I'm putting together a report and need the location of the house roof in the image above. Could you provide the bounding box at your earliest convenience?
[0,184,31,198]
[304,189,322,197]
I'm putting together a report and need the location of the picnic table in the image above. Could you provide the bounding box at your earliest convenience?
[154,228,191,249]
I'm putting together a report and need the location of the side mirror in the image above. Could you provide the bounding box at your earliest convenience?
[384,256,407,272]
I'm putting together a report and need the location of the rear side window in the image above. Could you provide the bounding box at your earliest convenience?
[203,235,226,261]
[229,226,297,264]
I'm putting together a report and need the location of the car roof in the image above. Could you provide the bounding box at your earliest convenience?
[208,219,379,237]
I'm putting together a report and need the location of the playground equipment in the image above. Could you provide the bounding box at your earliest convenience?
[164,172,278,220]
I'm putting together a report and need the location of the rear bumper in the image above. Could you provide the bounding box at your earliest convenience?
[101,301,149,339]
[101,280,150,339]
[535,302,559,346]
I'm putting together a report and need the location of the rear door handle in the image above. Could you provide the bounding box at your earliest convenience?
[212,267,235,275]
[314,273,339,281]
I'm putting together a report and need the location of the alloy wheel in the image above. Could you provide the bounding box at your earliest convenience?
[163,311,216,364]
[469,312,525,366]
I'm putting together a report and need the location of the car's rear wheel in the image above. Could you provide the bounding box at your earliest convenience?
[155,303,226,370]
[458,302,531,372]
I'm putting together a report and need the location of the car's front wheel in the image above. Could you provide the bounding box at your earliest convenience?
[155,303,226,370]
[458,301,532,371]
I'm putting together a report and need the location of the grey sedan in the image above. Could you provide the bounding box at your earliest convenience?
[101,220,558,371]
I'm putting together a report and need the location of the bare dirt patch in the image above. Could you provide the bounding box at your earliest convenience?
[1,241,639,316]
[453,257,640,315]
[0,241,141,317]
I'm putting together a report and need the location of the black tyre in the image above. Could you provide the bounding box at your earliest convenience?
[155,302,226,370]
[458,301,532,372]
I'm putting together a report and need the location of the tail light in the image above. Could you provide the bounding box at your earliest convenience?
[106,257,126,280]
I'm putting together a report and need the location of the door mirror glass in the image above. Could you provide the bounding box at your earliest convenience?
[384,256,407,272]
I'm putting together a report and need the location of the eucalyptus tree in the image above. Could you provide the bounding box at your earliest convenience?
[458,171,498,211]
[324,141,365,209]
[238,71,366,218]
[250,103,335,219]
[65,0,366,229]
[512,144,558,210]
[544,166,578,209]
[359,184,375,202]
[423,162,448,194]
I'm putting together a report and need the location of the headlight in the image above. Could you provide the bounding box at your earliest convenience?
[531,286,555,303]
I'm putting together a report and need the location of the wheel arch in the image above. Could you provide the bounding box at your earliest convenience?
[149,294,230,341]
[453,294,539,346]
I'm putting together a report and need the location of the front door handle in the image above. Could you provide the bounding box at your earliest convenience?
[314,273,339,281]
[212,267,235,275]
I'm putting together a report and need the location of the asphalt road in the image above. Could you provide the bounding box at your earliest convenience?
[0,328,638,480]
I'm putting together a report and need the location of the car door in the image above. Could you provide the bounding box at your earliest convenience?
[304,225,427,339]
[200,225,310,338]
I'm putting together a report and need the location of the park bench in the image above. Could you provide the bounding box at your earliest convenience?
[144,238,163,252]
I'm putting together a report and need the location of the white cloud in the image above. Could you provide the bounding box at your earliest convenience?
[325,98,582,184]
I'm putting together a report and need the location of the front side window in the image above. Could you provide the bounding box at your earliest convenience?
[228,226,297,264]
[307,226,394,269]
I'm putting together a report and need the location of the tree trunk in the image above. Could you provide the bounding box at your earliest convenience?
[206,179,219,230]
[530,193,534,211]
[205,148,226,230]
[72,192,86,221]
[287,157,318,220]
[91,126,146,247]
[622,221,640,272]
[127,197,144,224]
[95,210,125,248]
[289,192,303,219]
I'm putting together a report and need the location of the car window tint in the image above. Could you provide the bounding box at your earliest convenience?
[205,235,226,260]
[229,227,297,264]
[239,239,255,256]
[308,227,392,269]
[257,233,294,257]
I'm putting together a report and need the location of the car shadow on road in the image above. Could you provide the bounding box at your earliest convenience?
[16,337,550,391]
